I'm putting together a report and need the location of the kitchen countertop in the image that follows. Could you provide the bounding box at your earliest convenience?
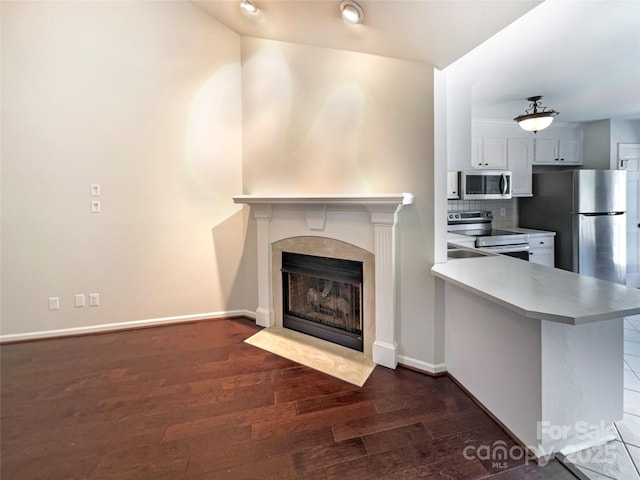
[446,227,555,242]
[499,226,556,237]
[431,255,640,325]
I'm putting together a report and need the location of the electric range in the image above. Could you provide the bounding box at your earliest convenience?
[447,210,530,259]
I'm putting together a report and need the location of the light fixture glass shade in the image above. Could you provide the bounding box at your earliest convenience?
[513,96,558,133]
[340,0,364,24]
[516,114,556,132]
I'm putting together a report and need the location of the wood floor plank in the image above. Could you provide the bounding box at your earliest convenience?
[0,318,577,480]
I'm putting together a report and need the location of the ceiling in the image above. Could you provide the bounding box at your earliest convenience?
[194,0,640,124]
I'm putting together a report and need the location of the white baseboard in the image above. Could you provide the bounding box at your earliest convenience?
[397,354,447,375]
[0,309,256,343]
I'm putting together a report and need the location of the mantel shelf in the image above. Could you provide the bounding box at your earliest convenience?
[233,193,414,207]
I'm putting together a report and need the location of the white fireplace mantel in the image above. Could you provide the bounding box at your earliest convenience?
[233,193,414,369]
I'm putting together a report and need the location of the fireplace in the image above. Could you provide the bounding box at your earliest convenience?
[232,193,414,368]
[282,252,363,351]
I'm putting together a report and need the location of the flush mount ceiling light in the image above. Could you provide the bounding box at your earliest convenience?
[240,0,258,15]
[340,0,364,24]
[514,96,559,133]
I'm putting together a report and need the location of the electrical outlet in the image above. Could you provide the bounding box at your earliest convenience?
[48,297,60,310]
[89,293,100,306]
[74,294,85,308]
[500,208,506,216]
[91,184,101,196]
[91,200,101,213]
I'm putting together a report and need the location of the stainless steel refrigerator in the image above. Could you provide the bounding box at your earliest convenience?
[519,169,627,284]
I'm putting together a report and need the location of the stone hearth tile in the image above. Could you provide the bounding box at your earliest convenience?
[244,327,374,387]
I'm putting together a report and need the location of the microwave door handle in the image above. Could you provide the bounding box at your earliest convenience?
[500,173,507,195]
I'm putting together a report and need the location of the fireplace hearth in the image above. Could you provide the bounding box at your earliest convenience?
[282,252,363,351]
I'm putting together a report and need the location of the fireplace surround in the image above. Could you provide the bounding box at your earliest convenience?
[233,194,413,369]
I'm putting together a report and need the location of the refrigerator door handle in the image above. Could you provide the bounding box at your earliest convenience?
[581,212,625,216]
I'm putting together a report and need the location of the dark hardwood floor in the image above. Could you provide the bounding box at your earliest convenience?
[1,318,576,479]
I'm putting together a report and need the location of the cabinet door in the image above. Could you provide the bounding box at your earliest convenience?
[559,140,582,164]
[471,137,482,168]
[529,249,554,267]
[507,138,533,196]
[534,138,583,165]
[474,137,507,169]
[528,235,555,267]
[447,171,459,199]
[534,138,560,164]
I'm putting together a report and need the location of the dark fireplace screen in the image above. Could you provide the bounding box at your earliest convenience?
[282,252,363,351]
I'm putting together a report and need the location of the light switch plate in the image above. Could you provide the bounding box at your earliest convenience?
[48,297,60,310]
[74,294,85,307]
[91,200,101,213]
[91,184,101,196]
[89,293,100,306]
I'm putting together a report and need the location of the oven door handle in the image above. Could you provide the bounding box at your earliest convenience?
[480,245,530,254]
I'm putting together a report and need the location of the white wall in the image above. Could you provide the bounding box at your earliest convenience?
[240,37,441,370]
[582,119,640,169]
[582,120,611,169]
[611,119,640,168]
[1,1,245,337]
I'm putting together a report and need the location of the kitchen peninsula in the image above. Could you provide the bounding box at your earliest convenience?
[432,255,640,459]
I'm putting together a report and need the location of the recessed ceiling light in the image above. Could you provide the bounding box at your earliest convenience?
[340,0,364,24]
[240,0,259,15]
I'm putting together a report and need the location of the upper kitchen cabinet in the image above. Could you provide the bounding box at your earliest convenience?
[507,138,533,196]
[532,125,583,165]
[471,137,507,169]
[447,171,460,199]
[470,120,583,166]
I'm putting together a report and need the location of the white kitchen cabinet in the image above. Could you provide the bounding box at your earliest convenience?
[533,127,583,165]
[528,235,554,267]
[472,137,507,169]
[447,171,460,199]
[559,139,582,164]
[507,138,533,197]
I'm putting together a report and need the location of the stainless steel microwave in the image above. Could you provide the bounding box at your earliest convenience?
[460,170,512,200]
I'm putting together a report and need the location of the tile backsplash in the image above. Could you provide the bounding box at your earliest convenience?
[447,198,518,228]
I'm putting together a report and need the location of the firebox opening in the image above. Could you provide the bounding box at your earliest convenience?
[282,252,363,352]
